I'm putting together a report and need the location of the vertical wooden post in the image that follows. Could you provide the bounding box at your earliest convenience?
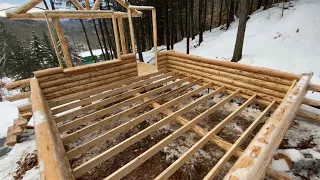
[152,9,158,69]
[128,9,136,54]
[118,17,128,55]
[44,14,63,69]
[84,0,90,10]
[52,18,72,68]
[112,15,121,59]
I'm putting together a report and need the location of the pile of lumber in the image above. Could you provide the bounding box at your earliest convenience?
[4,79,32,146]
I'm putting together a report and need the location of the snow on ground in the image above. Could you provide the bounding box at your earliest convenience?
[143,0,320,101]
[79,49,107,57]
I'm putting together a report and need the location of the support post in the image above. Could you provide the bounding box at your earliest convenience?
[152,9,158,69]
[52,18,72,68]
[118,17,128,54]
[128,9,136,54]
[112,15,122,59]
[44,14,63,68]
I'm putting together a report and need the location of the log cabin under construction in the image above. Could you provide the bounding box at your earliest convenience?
[3,0,320,179]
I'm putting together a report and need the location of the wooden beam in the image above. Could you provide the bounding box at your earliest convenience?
[225,74,312,180]
[203,100,276,180]
[30,78,74,180]
[70,0,85,10]
[155,95,257,180]
[118,17,127,54]
[62,78,200,145]
[84,0,90,10]
[128,5,155,10]
[72,82,219,178]
[308,83,320,92]
[152,9,158,69]
[57,72,176,131]
[44,15,63,68]
[92,0,102,10]
[55,74,180,122]
[105,90,239,180]
[52,18,72,68]
[14,0,43,13]
[48,71,164,107]
[112,15,121,59]
[167,51,301,80]
[6,91,31,102]
[115,0,141,15]
[127,9,136,54]
[4,78,30,90]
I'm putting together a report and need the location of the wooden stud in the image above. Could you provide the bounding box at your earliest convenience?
[14,0,43,13]
[70,0,85,10]
[155,95,256,180]
[52,18,72,68]
[225,74,312,180]
[203,100,276,180]
[72,82,218,178]
[152,9,158,69]
[128,9,136,54]
[112,15,121,59]
[92,0,102,10]
[118,17,127,54]
[84,0,90,10]
[105,90,238,180]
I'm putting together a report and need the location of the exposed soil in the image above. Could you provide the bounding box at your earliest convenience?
[13,150,38,180]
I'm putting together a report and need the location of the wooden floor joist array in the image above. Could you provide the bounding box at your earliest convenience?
[5,51,320,180]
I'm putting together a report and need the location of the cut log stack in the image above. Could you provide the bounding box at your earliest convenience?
[4,79,32,146]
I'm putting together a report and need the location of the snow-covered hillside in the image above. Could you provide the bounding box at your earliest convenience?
[144,0,320,99]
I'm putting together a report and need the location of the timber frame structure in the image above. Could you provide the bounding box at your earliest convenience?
[4,0,320,179]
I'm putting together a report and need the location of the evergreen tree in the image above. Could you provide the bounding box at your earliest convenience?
[41,31,60,68]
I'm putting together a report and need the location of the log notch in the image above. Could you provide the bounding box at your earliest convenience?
[30,78,74,180]
[225,73,312,180]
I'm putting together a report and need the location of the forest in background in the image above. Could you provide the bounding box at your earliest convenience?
[0,0,287,81]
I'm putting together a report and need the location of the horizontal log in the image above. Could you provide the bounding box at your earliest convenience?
[42,63,137,93]
[167,51,301,80]
[225,74,311,179]
[63,59,122,74]
[167,65,283,103]
[303,98,320,109]
[297,108,320,122]
[308,84,320,92]
[167,57,290,92]
[30,78,74,180]
[4,78,30,90]
[120,53,136,60]
[45,70,137,100]
[40,62,136,89]
[37,58,135,83]
[48,71,166,107]
[167,55,292,86]
[33,67,63,78]
[5,91,31,101]
[18,102,32,112]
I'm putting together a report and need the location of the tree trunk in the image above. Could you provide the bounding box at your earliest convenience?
[210,0,215,31]
[227,0,235,29]
[218,0,223,26]
[134,19,144,62]
[203,0,208,31]
[170,0,174,49]
[102,19,114,59]
[232,0,249,62]
[164,1,170,50]
[198,0,203,45]
[178,0,185,38]
[93,19,106,60]
[80,20,96,63]
[186,0,190,54]
[257,0,262,10]
[191,0,195,40]
[249,0,254,14]
[98,19,110,60]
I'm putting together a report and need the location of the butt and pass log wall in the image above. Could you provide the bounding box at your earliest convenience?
[29,53,137,180]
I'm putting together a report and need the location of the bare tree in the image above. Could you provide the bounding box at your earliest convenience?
[232,0,249,62]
